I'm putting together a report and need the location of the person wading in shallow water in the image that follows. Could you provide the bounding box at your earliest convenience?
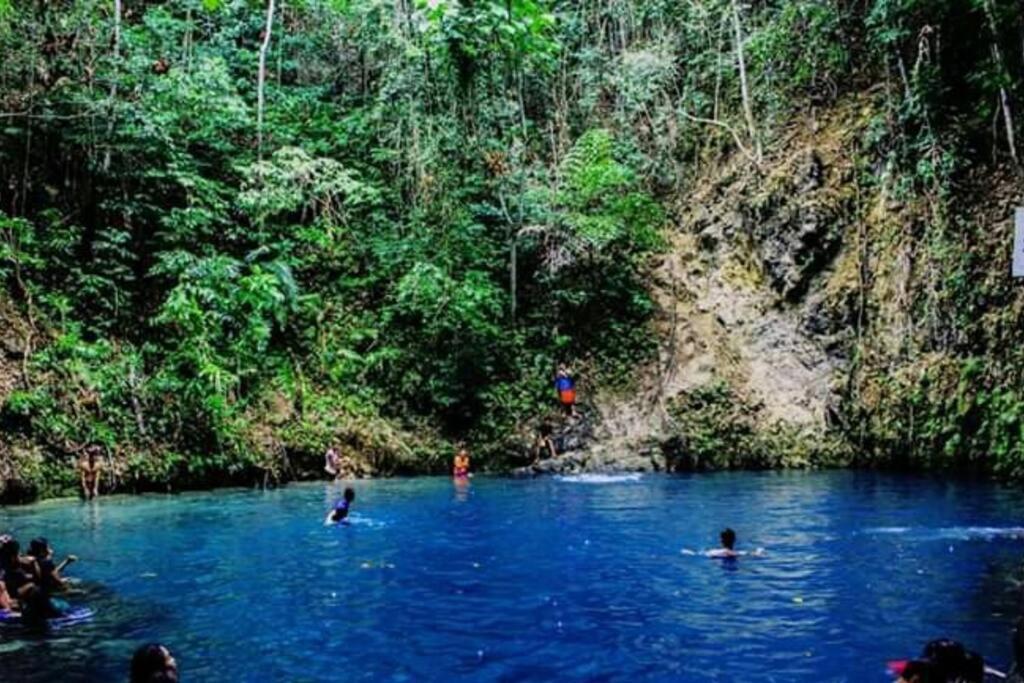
[77,446,103,500]
[452,448,471,479]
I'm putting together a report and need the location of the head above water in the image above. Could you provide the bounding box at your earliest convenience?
[28,537,50,559]
[920,638,983,683]
[0,538,19,566]
[720,528,736,550]
[344,487,355,503]
[131,643,178,683]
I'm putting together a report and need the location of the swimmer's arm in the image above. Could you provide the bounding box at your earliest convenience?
[324,511,336,526]
[56,555,78,573]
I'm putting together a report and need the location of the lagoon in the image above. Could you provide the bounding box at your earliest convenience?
[1,472,1022,681]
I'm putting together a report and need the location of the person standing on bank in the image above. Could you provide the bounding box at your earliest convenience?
[78,445,103,500]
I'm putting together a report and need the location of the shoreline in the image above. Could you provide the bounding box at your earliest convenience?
[1,463,1015,508]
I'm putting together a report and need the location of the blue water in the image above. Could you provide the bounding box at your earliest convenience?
[2,472,1023,682]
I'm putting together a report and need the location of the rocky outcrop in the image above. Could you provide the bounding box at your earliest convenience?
[519,101,873,474]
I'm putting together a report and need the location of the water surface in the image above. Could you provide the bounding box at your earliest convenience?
[2,471,1022,681]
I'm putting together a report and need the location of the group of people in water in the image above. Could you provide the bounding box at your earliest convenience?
[0,533,78,624]
[8,358,1024,680]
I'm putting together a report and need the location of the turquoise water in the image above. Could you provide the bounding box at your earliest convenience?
[1,472,1023,681]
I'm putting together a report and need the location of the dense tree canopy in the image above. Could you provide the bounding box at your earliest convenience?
[1,0,1022,496]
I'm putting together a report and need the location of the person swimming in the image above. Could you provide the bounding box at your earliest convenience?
[131,643,179,683]
[324,487,356,525]
[452,448,471,479]
[27,537,77,593]
[682,528,765,558]
[889,637,990,683]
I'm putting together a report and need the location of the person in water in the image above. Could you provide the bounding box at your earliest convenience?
[18,583,67,625]
[554,364,578,418]
[324,487,356,525]
[0,538,36,600]
[27,537,77,593]
[453,448,471,478]
[701,528,765,558]
[890,638,988,683]
[131,643,179,683]
[78,445,103,500]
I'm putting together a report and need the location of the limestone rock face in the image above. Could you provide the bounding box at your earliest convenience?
[518,108,869,475]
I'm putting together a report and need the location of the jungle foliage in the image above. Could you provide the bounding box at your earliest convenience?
[0,0,1022,497]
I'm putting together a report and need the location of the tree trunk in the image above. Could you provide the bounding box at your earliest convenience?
[257,0,277,163]
[983,0,1019,166]
[730,0,761,163]
[103,0,122,172]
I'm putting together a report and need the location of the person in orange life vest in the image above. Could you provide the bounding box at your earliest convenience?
[554,364,578,418]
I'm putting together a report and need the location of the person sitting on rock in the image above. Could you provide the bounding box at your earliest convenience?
[532,423,557,465]
[324,446,340,479]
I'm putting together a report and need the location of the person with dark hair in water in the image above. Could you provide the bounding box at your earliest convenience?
[921,638,984,683]
[704,528,765,559]
[890,637,989,683]
[0,538,36,600]
[131,643,179,683]
[324,487,356,525]
[27,537,77,593]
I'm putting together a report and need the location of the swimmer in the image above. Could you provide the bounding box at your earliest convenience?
[0,538,37,599]
[131,643,179,683]
[682,528,765,558]
[453,448,471,479]
[324,487,356,525]
[27,538,77,593]
[890,638,990,683]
